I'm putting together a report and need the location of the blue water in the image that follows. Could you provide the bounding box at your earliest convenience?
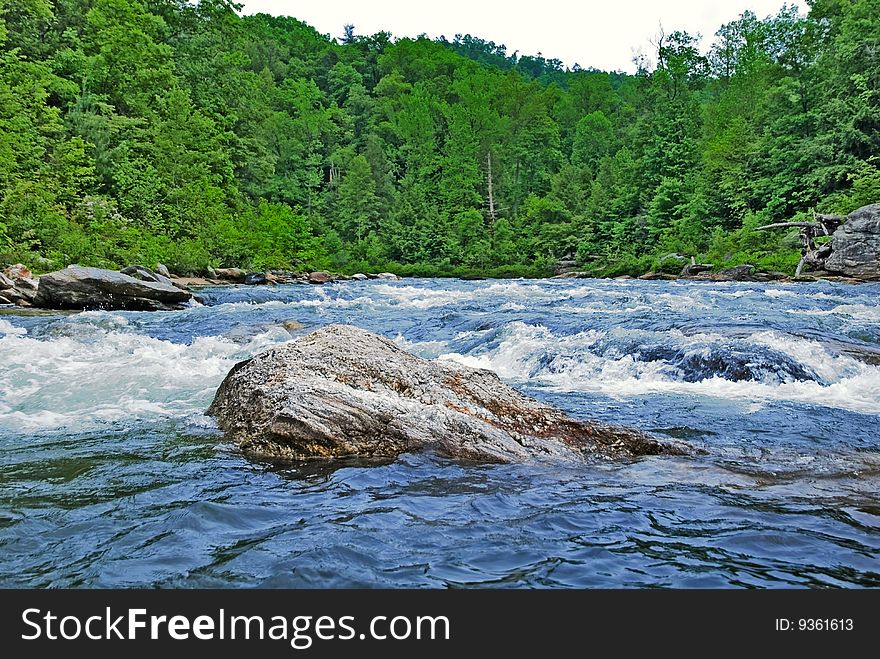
[1,278,879,587]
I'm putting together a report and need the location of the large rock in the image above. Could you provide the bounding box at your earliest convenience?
[825,204,880,279]
[120,264,176,287]
[308,271,332,284]
[214,267,246,282]
[208,324,686,464]
[34,266,194,311]
[680,262,713,277]
[0,264,39,306]
[714,264,755,281]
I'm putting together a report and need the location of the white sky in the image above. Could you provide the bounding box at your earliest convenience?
[239,1,803,73]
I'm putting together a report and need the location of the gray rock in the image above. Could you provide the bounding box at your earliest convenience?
[0,294,12,305]
[551,271,592,279]
[214,268,247,282]
[554,258,580,275]
[308,271,332,284]
[34,266,194,311]
[208,324,686,464]
[376,272,401,280]
[680,263,713,277]
[13,277,38,295]
[120,265,175,288]
[715,264,755,281]
[244,272,268,285]
[0,288,30,305]
[350,273,369,281]
[155,263,171,278]
[825,204,880,279]
[1,264,39,304]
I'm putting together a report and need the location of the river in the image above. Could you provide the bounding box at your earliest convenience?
[1,277,879,587]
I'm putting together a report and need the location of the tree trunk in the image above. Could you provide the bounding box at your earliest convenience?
[487,151,497,223]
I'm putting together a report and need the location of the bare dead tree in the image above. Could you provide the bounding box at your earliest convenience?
[486,150,497,223]
[756,213,843,277]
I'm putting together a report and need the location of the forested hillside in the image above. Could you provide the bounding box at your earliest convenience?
[1,0,878,276]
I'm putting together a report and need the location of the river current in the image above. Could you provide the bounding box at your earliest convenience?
[1,278,879,587]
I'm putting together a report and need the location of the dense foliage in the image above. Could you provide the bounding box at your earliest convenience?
[1,0,878,275]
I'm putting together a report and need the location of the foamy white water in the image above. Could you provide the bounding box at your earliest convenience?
[0,315,294,433]
[3,277,880,437]
[431,322,880,414]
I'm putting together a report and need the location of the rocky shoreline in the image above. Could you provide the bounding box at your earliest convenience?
[171,268,401,289]
[1,260,875,313]
[0,264,401,312]
[557,203,880,284]
[2,203,878,312]
[554,264,868,284]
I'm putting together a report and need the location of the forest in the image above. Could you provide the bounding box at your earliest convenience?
[1,0,878,277]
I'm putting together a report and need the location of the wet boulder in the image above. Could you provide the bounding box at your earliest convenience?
[34,266,194,311]
[308,271,332,284]
[208,324,686,463]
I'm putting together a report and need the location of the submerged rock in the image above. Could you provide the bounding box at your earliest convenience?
[208,324,686,463]
[34,266,194,311]
[825,204,880,279]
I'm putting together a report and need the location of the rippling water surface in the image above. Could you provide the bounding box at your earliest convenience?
[2,278,880,587]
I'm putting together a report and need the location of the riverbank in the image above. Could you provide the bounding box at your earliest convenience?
[3,261,875,313]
